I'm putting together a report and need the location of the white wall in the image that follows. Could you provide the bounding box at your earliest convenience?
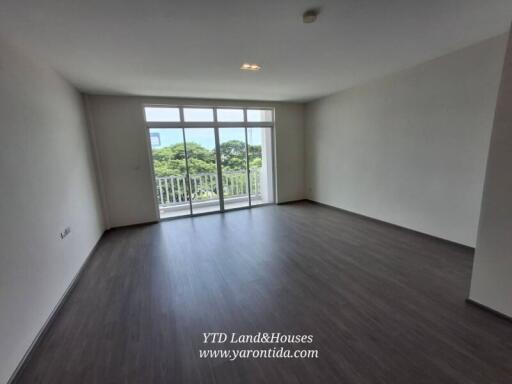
[469,28,512,317]
[86,95,305,228]
[0,39,104,383]
[305,35,507,246]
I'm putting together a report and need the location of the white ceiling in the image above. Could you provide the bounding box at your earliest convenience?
[1,0,511,101]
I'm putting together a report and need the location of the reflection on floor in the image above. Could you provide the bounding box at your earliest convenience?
[160,197,266,218]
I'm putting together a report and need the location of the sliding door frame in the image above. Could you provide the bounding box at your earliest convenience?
[144,104,275,221]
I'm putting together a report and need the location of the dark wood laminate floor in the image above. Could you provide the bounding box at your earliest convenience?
[15,202,512,384]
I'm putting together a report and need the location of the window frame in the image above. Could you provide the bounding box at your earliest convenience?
[143,104,274,128]
[143,104,276,221]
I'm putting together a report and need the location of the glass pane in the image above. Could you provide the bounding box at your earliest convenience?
[217,108,244,122]
[145,107,180,122]
[219,128,249,210]
[247,128,274,205]
[247,109,273,122]
[149,128,190,218]
[183,108,214,122]
[184,128,220,214]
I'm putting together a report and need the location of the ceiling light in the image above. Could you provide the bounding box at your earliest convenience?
[240,63,262,71]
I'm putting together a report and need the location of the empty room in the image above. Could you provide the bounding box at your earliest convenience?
[1,1,512,383]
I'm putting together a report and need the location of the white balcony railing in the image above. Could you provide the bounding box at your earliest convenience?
[155,168,261,207]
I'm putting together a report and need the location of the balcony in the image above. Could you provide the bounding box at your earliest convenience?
[155,168,266,218]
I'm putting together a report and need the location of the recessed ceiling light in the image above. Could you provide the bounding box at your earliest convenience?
[240,63,262,71]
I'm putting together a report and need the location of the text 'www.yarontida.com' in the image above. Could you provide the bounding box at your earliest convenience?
[199,332,319,361]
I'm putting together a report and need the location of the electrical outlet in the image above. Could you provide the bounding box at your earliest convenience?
[60,227,71,239]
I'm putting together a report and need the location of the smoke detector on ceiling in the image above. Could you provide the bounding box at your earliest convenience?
[303,8,319,24]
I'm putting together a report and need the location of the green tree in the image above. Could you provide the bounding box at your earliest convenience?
[220,140,262,170]
[220,140,245,170]
[152,140,262,177]
[152,142,217,176]
[248,144,262,169]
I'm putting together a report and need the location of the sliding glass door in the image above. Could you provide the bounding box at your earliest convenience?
[149,128,191,218]
[145,106,274,219]
[184,128,220,214]
[219,127,250,210]
[247,127,273,206]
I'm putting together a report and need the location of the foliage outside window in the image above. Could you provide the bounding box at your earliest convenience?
[152,140,261,177]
